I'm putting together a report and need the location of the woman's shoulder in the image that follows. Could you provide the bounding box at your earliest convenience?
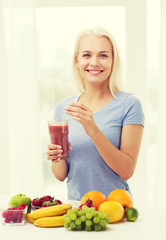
[116,91,141,105]
[54,95,80,118]
[116,92,145,126]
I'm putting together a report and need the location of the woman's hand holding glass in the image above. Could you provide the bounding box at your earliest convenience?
[47,143,71,162]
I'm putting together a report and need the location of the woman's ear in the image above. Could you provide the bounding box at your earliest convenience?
[75,56,79,68]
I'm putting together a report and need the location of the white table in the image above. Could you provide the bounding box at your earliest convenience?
[0,195,165,240]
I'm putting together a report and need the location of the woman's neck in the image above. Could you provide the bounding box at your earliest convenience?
[79,85,113,113]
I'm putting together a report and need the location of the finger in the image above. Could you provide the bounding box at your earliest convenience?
[65,105,87,116]
[52,158,62,163]
[69,142,72,151]
[48,144,62,150]
[72,110,92,122]
[68,102,89,111]
[65,109,85,120]
[72,115,87,123]
[65,106,93,120]
[47,153,62,160]
[47,149,63,156]
[69,145,72,150]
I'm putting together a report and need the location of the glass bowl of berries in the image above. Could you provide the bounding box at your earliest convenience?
[2,203,27,225]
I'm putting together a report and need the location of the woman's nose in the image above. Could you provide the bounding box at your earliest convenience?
[90,56,99,66]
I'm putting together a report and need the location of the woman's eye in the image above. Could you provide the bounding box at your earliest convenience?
[100,54,108,58]
[83,54,91,57]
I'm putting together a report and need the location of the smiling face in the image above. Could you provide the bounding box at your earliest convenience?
[76,35,113,88]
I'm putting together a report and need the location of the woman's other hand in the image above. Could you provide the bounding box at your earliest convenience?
[65,102,98,137]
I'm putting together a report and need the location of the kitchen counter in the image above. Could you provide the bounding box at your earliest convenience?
[0,195,166,240]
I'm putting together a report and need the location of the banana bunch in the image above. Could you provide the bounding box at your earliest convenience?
[26,203,72,228]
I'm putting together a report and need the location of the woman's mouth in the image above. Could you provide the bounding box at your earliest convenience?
[86,69,104,75]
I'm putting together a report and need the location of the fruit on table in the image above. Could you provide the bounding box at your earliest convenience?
[2,203,27,224]
[41,201,54,207]
[125,207,139,221]
[53,199,62,205]
[41,199,62,207]
[98,200,124,223]
[80,191,107,210]
[32,198,42,207]
[78,199,93,210]
[33,215,65,228]
[107,189,133,210]
[26,203,72,222]
[26,212,34,223]
[9,194,31,213]
[63,205,111,231]
[31,195,62,209]
[40,195,54,203]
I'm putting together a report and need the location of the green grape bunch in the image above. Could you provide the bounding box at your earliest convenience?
[63,205,111,231]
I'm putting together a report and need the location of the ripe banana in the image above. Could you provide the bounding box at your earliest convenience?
[27,203,72,221]
[26,213,34,223]
[33,215,65,228]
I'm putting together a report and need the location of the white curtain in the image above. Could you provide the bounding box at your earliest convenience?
[0,0,43,196]
[157,0,166,207]
[0,0,10,194]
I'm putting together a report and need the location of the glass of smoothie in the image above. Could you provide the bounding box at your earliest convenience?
[48,120,69,159]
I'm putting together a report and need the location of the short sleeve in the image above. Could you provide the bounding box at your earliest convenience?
[122,94,145,127]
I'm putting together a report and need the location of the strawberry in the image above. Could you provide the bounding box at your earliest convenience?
[53,199,62,205]
[32,198,42,207]
[41,201,53,207]
[40,195,54,203]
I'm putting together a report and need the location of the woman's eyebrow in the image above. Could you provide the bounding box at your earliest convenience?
[82,50,91,53]
[99,51,110,53]
[81,50,110,53]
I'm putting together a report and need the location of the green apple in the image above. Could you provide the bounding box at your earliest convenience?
[9,194,32,213]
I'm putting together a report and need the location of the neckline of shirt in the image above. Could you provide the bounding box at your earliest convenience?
[74,92,119,115]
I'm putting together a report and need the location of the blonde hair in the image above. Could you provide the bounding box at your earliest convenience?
[72,28,124,95]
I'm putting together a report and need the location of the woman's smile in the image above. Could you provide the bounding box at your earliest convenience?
[86,69,104,76]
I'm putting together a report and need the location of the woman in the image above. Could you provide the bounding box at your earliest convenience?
[47,28,144,200]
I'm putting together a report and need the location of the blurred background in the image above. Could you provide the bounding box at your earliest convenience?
[0,0,166,207]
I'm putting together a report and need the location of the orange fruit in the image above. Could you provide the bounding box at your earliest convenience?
[80,191,107,210]
[98,200,124,223]
[107,189,133,210]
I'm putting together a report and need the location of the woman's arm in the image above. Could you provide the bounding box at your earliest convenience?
[47,144,68,181]
[65,102,144,180]
[90,124,143,180]
[51,159,68,181]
